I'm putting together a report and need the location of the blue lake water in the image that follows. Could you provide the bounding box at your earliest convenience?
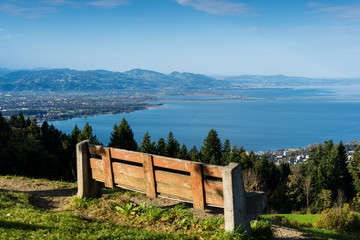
[51,86,360,152]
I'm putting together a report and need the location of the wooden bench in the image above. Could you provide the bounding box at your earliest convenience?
[77,140,267,232]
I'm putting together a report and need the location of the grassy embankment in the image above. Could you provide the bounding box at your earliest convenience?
[0,176,272,240]
[260,213,360,240]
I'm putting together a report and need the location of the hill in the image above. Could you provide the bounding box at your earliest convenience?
[1,67,358,93]
[0,68,231,92]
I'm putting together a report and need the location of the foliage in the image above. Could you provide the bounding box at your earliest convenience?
[349,145,360,192]
[166,131,180,158]
[108,118,138,151]
[77,122,100,144]
[200,129,222,165]
[314,204,360,233]
[140,131,156,154]
[251,220,274,240]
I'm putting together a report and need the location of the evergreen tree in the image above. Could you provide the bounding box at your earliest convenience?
[77,122,100,144]
[349,145,360,192]
[189,145,199,162]
[221,139,231,165]
[108,118,137,150]
[177,144,189,160]
[140,131,156,154]
[166,131,180,157]
[200,129,222,165]
[16,111,27,129]
[156,137,166,156]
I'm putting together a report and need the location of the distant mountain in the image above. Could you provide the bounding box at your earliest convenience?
[0,68,232,92]
[0,68,13,76]
[0,68,358,92]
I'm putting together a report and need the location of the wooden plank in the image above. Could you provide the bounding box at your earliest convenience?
[190,162,205,210]
[112,162,144,179]
[102,147,114,188]
[143,155,157,198]
[202,165,223,178]
[154,170,191,188]
[204,191,224,207]
[113,172,146,191]
[204,179,223,193]
[152,155,191,172]
[156,182,193,200]
[90,158,104,170]
[88,144,106,156]
[91,168,105,182]
[110,148,143,164]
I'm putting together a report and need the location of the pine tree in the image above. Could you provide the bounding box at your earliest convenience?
[189,145,199,162]
[156,137,166,156]
[177,144,189,160]
[200,129,222,164]
[108,118,137,150]
[166,131,180,157]
[140,131,156,154]
[77,122,100,144]
[349,145,360,192]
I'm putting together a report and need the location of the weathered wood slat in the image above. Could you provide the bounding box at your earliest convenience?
[110,148,143,164]
[102,148,114,188]
[112,162,144,179]
[190,162,205,209]
[202,165,223,178]
[88,144,106,156]
[156,182,193,200]
[154,170,191,188]
[152,155,191,172]
[113,172,146,191]
[90,158,104,170]
[204,191,224,207]
[91,168,105,182]
[143,155,156,198]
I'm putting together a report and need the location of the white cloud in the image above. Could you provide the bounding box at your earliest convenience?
[41,0,73,5]
[175,0,250,16]
[0,3,57,18]
[308,2,360,21]
[87,0,129,9]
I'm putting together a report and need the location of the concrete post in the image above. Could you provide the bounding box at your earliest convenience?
[222,162,250,233]
[77,140,103,198]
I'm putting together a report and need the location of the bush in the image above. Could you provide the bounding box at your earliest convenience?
[251,220,274,240]
[313,204,360,233]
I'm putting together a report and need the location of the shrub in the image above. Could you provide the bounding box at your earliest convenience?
[251,220,274,240]
[314,204,360,233]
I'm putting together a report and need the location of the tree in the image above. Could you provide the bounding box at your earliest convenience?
[108,118,137,151]
[77,122,100,144]
[166,131,180,157]
[189,145,199,162]
[140,131,156,154]
[177,144,189,160]
[349,145,360,192]
[200,129,222,165]
[156,137,166,156]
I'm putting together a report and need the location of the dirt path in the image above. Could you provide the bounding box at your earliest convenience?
[0,176,310,239]
[0,176,77,211]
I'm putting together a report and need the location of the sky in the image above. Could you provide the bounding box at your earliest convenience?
[1,0,360,78]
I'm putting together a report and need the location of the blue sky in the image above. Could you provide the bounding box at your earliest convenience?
[1,0,360,77]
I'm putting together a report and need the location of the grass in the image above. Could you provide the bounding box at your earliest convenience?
[0,176,274,240]
[260,213,360,240]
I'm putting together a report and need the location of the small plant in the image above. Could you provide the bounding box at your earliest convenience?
[251,220,274,240]
[71,196,99,209]
[314,204,360,233]
[115,202,144,216]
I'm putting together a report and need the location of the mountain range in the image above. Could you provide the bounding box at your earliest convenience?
[0,68,358,92]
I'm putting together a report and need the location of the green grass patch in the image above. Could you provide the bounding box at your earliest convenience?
[260,213,318,227]
[1,186,273,239]
[261,213,360,240]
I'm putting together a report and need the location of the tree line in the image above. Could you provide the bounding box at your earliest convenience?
[1,111,360,213]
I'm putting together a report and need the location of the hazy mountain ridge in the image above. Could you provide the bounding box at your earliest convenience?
[0,68,358,92]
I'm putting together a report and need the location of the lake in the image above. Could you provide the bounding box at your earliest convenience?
[51,85,360,152]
